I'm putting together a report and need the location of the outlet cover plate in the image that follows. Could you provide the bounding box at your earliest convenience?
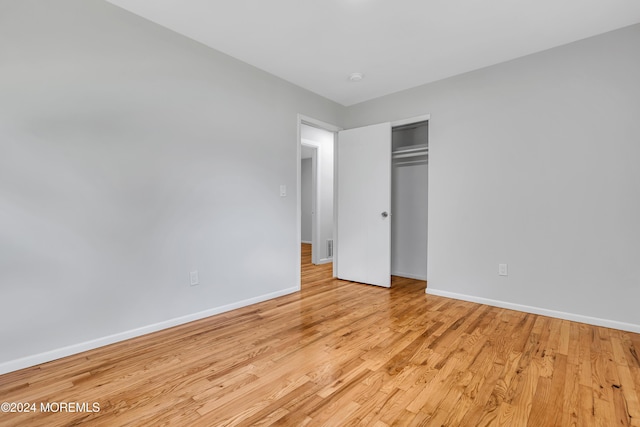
[498,264,508,276]
[190,270,199,286]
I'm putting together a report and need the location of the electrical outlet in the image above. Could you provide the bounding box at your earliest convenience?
[190,270,199,286]
[498,264,508,276]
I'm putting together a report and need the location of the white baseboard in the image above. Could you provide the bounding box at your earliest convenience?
[425,287,640,333]
[317,257,333,265]
[301,240,312,244]
[392,271,427,281]
[0,287,299,376]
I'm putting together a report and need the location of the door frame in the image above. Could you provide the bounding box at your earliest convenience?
[333,114,430,288]
[390,114,430,282]
[296,114,341,287]
[390,114,430,128]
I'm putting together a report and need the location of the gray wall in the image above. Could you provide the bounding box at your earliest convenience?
[0,0,344,370]
[301,158,312,243]
[3,0,639,373]
[346,24,640,330]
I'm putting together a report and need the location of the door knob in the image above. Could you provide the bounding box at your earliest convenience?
[381,211,389,218]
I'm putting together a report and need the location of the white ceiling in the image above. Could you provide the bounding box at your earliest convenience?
[105,0,640,106]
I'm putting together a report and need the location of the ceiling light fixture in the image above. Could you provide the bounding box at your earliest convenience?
[348,72,364,82]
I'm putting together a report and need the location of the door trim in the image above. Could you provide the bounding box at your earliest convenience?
[391,114,430,284]
[391,114,430,127]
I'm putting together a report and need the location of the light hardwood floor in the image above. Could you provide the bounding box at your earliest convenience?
[1,243,639,426]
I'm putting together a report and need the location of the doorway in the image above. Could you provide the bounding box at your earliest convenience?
[391,119,428,281]
[334,115,429,288]
[297,115,340,286]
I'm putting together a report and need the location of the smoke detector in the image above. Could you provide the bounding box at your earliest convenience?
[348,72,364,82]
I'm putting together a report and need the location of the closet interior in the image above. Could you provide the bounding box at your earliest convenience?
[391,120,428,280]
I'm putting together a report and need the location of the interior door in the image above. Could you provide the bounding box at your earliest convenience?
[336,122,391,287]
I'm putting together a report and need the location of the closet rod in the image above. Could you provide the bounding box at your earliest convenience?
[393,151,428,160]
[394,159,428,166]
[392,145,428,154]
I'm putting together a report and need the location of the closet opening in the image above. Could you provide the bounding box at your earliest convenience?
[391,120,428,281]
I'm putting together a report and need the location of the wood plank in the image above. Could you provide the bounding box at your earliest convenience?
[0,243,638,426]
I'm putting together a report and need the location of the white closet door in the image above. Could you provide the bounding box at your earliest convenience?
[336,122,391,287]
